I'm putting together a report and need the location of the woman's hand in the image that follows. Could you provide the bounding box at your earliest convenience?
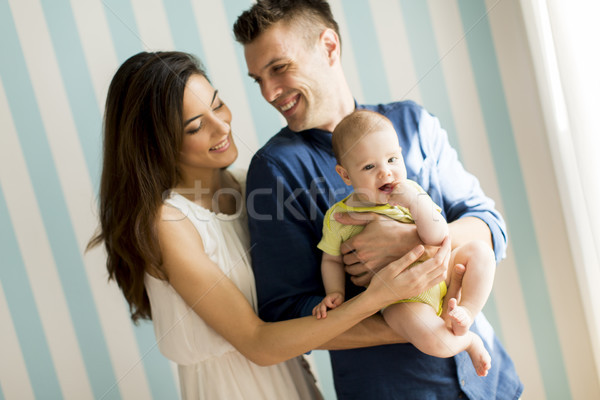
[364,237,451,307]
[335,212,438,286]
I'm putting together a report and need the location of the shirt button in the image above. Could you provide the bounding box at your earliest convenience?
[461,379,466,386]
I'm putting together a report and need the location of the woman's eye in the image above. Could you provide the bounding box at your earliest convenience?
[186,123,202,134]
[213,101,225,111]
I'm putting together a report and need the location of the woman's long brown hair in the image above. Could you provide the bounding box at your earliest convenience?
[88,51,207,322]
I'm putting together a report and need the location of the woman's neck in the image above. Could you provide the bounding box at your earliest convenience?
[175,168,239,214]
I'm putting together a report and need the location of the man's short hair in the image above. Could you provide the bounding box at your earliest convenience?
[233,0,340,48]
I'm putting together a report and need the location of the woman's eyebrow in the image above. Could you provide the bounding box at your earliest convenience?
[184,90,219,125]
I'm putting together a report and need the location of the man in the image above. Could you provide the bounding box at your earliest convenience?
[234,1,523,398]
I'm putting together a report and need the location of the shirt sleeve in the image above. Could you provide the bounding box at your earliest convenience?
[316,207,342,256]
[246,155,325,321]
[419,109,508,261]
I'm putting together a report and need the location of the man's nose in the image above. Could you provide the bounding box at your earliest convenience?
[261,79,282,104]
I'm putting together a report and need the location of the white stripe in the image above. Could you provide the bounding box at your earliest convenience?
[191,0,259,169]
[369,0,423,103]
[329,0,365,104]
[0,71,94,399]
[9,1,153,399]
[0,282,36,400]
[69,0,120,110]
[131,0,174,50]
[427,1,546,397]
[487,0,600,398]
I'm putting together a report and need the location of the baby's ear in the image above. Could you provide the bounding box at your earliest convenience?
[335,165,352,186]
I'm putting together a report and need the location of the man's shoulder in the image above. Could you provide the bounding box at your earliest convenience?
[250,127,325,174]
[254,127,306,157]
[360,99,426,122]
[247,127,317,188]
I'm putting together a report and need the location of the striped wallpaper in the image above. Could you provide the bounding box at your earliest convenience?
[0,0,598,399]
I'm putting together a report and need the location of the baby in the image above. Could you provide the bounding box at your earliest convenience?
[313,109,494,377]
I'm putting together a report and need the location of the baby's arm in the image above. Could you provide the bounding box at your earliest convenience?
[389,181,448,246]
[313,253,346,319]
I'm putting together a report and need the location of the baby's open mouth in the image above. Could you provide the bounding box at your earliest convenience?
[378,183,395,193]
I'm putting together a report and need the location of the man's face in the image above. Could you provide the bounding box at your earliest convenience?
[244,21,336,132]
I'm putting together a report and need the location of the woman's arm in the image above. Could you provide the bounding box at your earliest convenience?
[157,207,448,365]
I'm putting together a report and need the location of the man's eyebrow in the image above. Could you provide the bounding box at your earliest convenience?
[248,57,286,78]
[184,90,219,125]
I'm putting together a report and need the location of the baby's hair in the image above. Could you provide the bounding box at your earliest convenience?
[332,109,394,165]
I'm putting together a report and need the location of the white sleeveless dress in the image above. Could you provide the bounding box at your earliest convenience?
[145,170,321,400]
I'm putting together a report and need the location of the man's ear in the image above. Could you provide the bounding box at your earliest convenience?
[320,28,340,65]
[335,164,352,186]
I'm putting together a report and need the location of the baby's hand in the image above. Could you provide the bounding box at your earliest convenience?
[388,181,417,208]
[312,292,344,319]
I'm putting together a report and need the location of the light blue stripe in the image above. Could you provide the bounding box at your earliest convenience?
[101,0,142,63]
[0,2,121,398]
[313,351,336,400]
[397,0,461,153]
[0,186,63,399]
[163,0,207,59]
[222,0,285,146]
[340,0,391,104]
[39,0,101,188]
[456,1,570,398]
[134,320,181,399]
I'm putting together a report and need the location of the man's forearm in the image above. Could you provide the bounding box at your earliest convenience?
[316,313,407,350]
[448,216,493,250]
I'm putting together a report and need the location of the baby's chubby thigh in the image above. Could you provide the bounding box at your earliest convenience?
[382,302,451,356]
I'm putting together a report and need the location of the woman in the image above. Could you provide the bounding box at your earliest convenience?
[89,51,449,399]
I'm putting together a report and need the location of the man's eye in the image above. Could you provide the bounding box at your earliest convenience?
[273,64,288,73]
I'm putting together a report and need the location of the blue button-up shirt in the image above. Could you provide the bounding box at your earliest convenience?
[247,100,523,399]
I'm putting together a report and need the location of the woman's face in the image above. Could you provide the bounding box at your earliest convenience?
[179,74,237,174]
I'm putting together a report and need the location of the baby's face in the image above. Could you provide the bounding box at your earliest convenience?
[341,125,406,205]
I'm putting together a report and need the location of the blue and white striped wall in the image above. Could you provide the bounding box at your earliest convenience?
[1,0,598,399]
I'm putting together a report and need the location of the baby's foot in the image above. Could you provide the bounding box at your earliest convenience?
[448,298,473,336]
[466,334,492,377]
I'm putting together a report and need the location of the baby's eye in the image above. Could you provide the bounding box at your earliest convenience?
[363,164,374,171]
[388,157,398,163]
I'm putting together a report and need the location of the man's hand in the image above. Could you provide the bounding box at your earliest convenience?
[335,212,437,286]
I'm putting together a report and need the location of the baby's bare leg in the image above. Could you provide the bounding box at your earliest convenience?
[444,241,495,336]
[383,302,491,376]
